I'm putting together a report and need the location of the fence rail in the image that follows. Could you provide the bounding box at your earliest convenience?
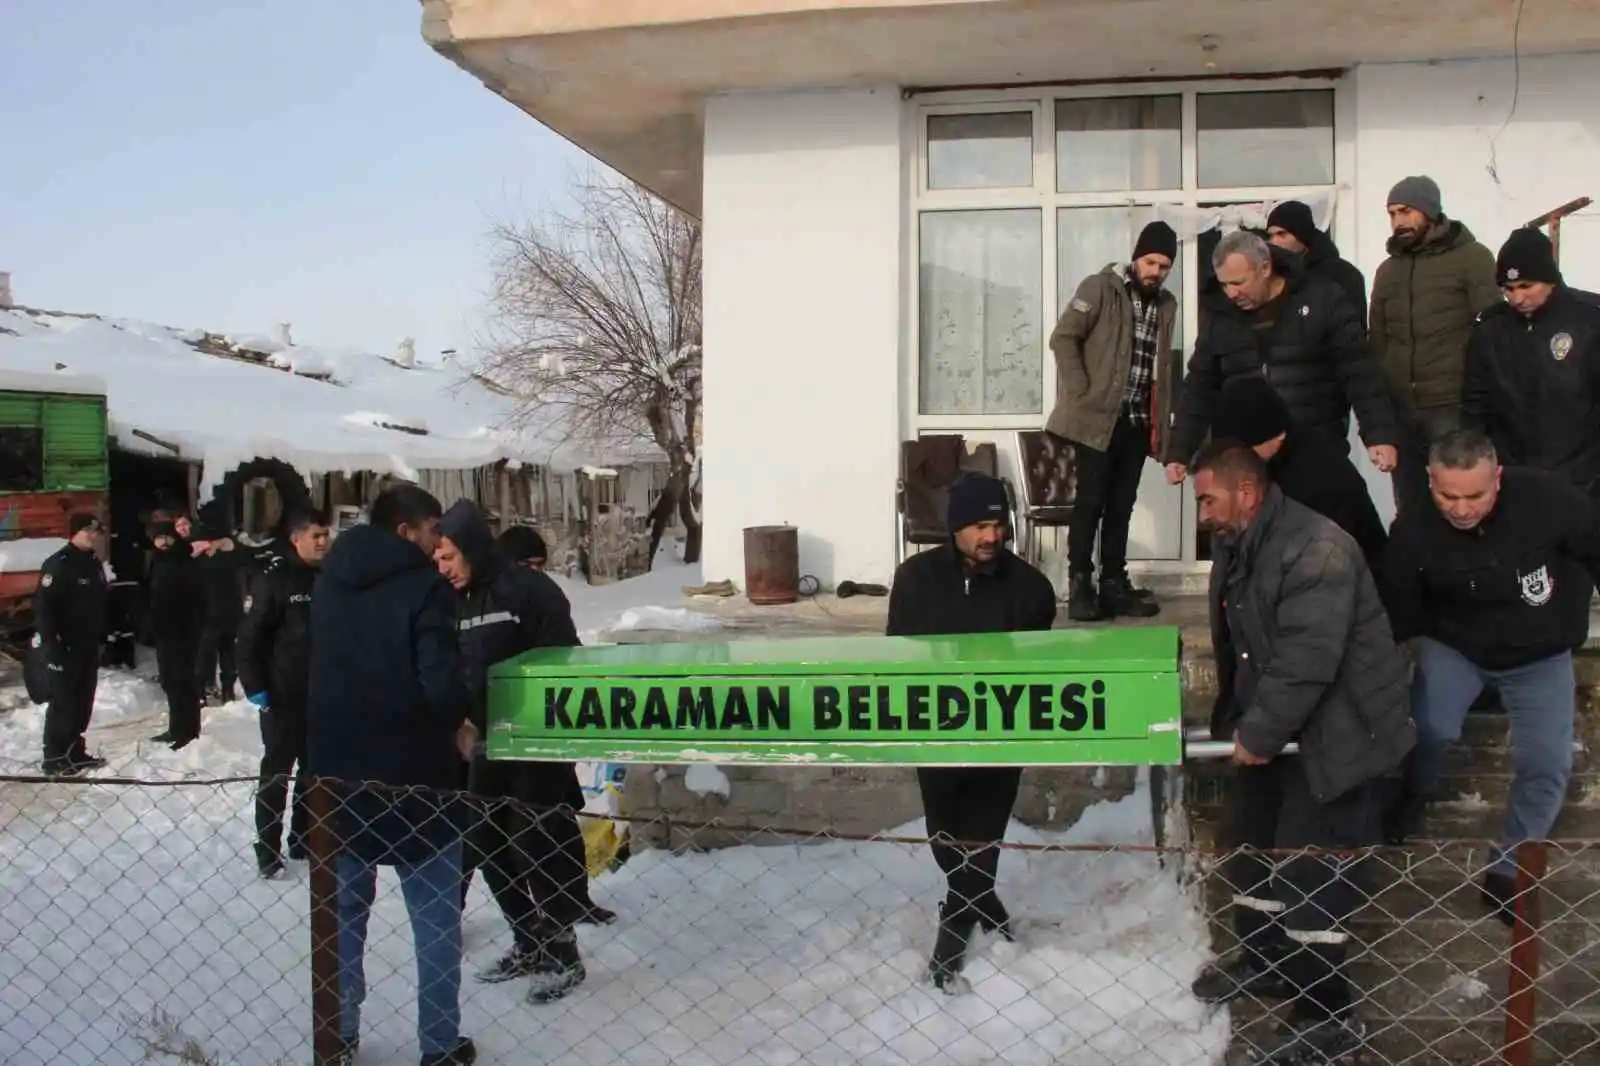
[1,767,1597,1065]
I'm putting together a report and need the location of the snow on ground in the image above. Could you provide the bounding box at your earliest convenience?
[0,570,1226,1066]
[0,307,655,492]
[547,556,716,644]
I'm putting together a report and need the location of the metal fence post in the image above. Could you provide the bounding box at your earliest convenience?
[306,777,342,1066]
[1502,839,1549,1066]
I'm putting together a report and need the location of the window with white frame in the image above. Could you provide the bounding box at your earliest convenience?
[912,85,1339,431]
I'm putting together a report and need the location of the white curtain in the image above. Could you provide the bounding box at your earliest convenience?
[1054,95,1182,193]
[1151,191,1339,241]
[918,210,1044,416]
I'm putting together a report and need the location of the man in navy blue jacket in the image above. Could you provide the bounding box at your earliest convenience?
[307,485,477,1066]
[436,500,609,1005]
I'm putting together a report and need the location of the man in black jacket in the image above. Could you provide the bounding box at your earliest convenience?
[1385,429,1598,924]
[237,508,329,879]
[307,485,477,1066]
[1212,374,1388,578]
[497,525,550,571]
[1462,227,1600,498]
[1190,441,1411,1065]
[194,523,245,705]
[435,500,605,1005]
[885,473,1057,992]
[36,514,109,775]
[146,520,206,750]
[1266,200,1368,330]
[1163,232,1397,484]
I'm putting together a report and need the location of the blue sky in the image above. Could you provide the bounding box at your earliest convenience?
[1,0,585,356]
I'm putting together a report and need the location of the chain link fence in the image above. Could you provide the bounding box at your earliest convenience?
[1,765,1597,1065]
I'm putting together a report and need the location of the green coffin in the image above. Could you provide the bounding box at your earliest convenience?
[486,626,1182,767]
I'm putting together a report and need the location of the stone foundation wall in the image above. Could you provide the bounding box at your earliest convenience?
[623,764,1140,850]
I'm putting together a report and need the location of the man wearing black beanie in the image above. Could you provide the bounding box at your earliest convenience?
[1463,226,1600,496]
[1213,375,1388,578]
[886,471,1056,993]
[1265,201,1367,329]
[1046,219,1178,621]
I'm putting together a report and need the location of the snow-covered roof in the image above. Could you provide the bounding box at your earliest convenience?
[0,306,658,492]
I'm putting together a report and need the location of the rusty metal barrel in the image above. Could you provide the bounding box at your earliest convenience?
[743,524,800,605]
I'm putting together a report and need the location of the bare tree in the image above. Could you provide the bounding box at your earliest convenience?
[484,173,702,566]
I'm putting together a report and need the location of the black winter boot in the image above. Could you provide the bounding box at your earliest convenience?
[1099,575,1159,618]
[1481,869,1518,927]
[419,1037,476,1066]
[973,894,1015,942]
[525,928,586,1004]
[927,906,978,993]
[1066,573,1103,622]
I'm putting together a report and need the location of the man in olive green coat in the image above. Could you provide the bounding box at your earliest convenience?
[1046,221,1179,622]
[1369,176,1500,513]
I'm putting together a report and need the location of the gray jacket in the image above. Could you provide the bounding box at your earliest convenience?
[1209,487,1413,802]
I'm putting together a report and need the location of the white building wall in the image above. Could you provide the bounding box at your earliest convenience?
[1348,52,1600,523]
[701,88,905,587]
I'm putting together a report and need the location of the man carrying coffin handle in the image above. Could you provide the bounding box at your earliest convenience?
[885,472,1057,992]
[1188,441,1412,1065]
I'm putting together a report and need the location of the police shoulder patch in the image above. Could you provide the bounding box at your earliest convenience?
[1070,298,1092,313]
[243,595,253,613]
[40,574,52,587]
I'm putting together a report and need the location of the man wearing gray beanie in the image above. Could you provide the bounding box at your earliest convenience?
[1369,175,1500,513]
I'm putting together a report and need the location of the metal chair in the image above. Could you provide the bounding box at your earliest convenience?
[1015,430,1078,566]
[895,435,964,564]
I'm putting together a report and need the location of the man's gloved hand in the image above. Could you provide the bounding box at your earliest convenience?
[246,692,270,712]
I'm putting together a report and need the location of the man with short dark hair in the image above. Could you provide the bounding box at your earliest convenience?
[496,525,549,571]
[1369,176,1500,511]
[1265,200,1367,328]
[1212,375,1388,578]
[886,473,1057,992]
[1463,227,1600,498]
[1189,440,1411,1064]
[1384,429,1600,923]
[238,508,330,879]
[36,514,109,774]
[1047,220,1178,620]
[1163,231,1397,485]
[435,500,606,1005]
[308,484,477,1066]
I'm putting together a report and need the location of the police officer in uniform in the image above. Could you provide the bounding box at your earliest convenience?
[237,509,330,879]
[885,473,1058,992]
[1463,227,1600,498]
[36,514,109,775]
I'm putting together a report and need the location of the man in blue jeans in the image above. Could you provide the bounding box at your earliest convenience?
[307,485,478,1066]
[1385,428,1600,923]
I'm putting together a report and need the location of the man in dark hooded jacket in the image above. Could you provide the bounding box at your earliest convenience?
[1212,374,1388,580]
[434,499,607,1005]
[886,473,1057,993]
[1266,200,1367,330]
[193,521,245,704]
[306,485,477,1066]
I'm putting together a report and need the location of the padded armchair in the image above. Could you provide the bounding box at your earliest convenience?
[1015,430,1078,566]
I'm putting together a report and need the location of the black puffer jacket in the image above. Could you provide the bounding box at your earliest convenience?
[1462,287,1600,493]
[1210,488,1413,803]
[1165,247,1397,463]
[307,523,471,864]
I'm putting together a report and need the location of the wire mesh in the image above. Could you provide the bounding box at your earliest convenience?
[0,764,1596,1066]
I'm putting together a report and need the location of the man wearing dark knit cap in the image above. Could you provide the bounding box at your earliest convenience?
[1369,175,1500,513]
[1213,375,1388,578]
[1046,220,1178,621]
[1463,227,1600,498]
[1265,200,1367,329]
[886,472,1057,993]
